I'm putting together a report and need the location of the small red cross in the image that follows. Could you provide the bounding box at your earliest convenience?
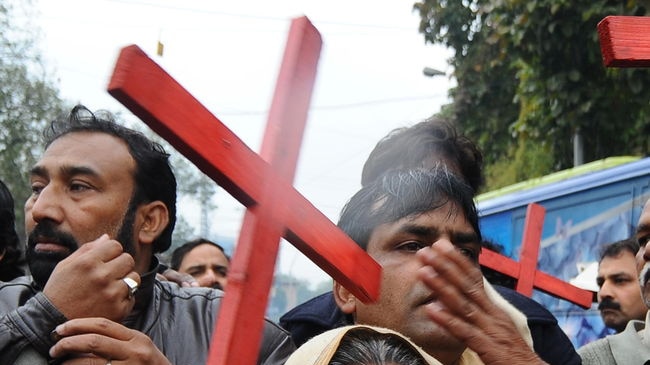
[479,203,592,308]
[108,17,380,365]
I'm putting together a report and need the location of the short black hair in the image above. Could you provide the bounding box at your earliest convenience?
[361,117,484,193]
[170,238,229,270]
[599,237,639,263]
[338,167,481,251]
[0,179,24,281]
[43,105,177,253]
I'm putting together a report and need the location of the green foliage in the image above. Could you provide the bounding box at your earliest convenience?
[414,0,650,190]
[0,0,68,239]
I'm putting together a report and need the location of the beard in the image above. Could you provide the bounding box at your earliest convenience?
[27,202,138,290]
[639,262,650,308]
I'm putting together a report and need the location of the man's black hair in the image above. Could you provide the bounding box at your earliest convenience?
[0,179,24,281]
[599,237,640,263]
[361,117,484,193]
[170,237,229,270]
[338,167,481,252]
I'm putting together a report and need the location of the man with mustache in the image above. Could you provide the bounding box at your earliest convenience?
[0,106,295,364]
[170,238,230,290]
[578,201,650,363]
[596,238,646,333]
[329,167,545,365]
[281,118,580,365]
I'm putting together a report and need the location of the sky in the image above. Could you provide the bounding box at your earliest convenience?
[35,0,454,286]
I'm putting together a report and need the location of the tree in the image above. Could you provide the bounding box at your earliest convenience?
[0,0,68,240]
[414,0,650,190]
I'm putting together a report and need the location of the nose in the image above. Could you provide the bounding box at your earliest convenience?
[598,280,614,302]
[432,237,455,251]
[199,269,220,288]
[26,184,64,226]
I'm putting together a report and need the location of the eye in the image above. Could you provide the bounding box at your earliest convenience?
[396,241,427,252]
[457,246,479,261]
[30,182,45,196]
[69,182,91,192]
[638,235,650,247]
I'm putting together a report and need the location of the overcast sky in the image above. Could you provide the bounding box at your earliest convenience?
[36,0,454,285]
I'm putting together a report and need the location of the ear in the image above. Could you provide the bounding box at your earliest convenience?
[136,201,169,245]
[333,281,357,315]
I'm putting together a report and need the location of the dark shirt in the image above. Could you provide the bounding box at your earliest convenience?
[280,286,581,365]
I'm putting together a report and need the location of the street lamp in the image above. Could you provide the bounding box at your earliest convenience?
[422,67,445,77]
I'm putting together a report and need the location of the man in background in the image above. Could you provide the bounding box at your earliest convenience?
[171,238,230,290]
[596,238,646,333]
[578,202,650,363]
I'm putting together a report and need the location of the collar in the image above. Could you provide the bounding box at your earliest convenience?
[123,256,159,326]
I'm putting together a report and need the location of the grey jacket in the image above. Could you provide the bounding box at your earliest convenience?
[578,314,650,364]
[0,263,295,364]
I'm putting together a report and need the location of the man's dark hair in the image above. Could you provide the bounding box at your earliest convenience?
[329,327,429,365]
[599,237,640,263]
[43,105,177,253]
[170,237,229,270]
[361,117,484,193]
[338,168,481,252]
[0,179,24,281]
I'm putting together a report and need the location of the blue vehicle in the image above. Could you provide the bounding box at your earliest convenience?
[476,156,650,347]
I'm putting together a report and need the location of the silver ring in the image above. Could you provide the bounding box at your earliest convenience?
[106,360,112,365]
[122,277,139,298]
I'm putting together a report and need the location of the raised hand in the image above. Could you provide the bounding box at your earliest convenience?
[43,234,140,322]
[416,244,547,365]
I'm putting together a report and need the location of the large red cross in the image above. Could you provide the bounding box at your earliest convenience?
[106,15,594,364]
[108,17,380,365]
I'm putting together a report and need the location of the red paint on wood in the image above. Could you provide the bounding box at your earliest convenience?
[515,204,545,296]
[479,203,592,309]
[107,17,380,365]
[598,16,650,67]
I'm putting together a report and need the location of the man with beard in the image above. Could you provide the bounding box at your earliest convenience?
[596,238,646,334]
[329,167,545,365]
[578,201,650,363]
[0,105,295,364]
[170,238,230,290]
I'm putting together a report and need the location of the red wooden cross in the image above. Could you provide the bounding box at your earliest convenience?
[598,16,650,67]
[107,17,381,365]
[479,203,593,308]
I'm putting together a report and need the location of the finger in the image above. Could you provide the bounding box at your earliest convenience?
[54,318,134,341]
[74,234,124,263]
[50,332,127,361]
[108,253,136,280]
[418,245,495,311]
[417,249,506,330]
[57,354,108,365]
[160,268,199,288]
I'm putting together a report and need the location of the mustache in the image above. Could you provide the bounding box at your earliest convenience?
[27,219,79,252]
[598,297,621,311]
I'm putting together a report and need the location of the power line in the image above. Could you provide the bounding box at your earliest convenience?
[219,94,447,116]
[105,0,417,31]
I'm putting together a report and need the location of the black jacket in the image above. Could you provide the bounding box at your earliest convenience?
[0,264,295,364]
[280,286,581,365]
